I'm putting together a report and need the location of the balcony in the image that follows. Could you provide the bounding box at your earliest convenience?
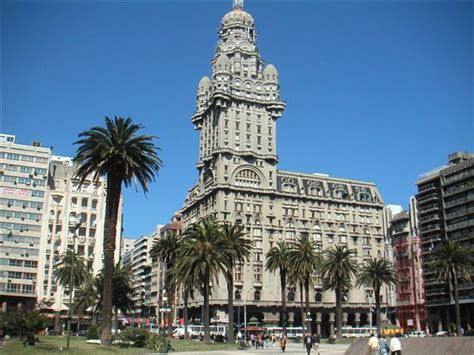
[445,206,474,220]
[420,224,441,233]
[446,219,474,232]
[417,193,438,204]
[445,193,474,208]
[418,204,439,215]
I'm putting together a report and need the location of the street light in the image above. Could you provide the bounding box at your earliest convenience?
[366,288,374,329]
[66,217,83,349]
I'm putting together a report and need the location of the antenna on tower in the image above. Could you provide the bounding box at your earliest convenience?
[233,0,244,10]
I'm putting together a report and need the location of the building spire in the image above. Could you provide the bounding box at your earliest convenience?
[233,0,244,10]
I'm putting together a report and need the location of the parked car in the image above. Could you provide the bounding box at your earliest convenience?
[73,330,87,337]
[408,331,427,337]
[435,331,448,337]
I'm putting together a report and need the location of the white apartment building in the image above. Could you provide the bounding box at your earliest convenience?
[37,155,122,314]
[0,134,51,311]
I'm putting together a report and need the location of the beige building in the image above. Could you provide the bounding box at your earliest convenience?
[180,2,389,336]
[37,155,122,320]
[0,134,51,311]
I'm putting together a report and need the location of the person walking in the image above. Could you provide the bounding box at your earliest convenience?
[368,333,380,355]
[378,334,389,355]
[313,333,321,355]
[390,335,402,355]
[303,332,314,355]
[279,334,287,352]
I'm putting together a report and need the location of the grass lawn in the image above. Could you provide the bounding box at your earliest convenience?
[4,336,240,354]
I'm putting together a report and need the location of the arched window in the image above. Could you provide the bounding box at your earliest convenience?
[287,291,295,302]
[315,292,322,302]
[254,290,261,301]
[235,290,242,300]
[235,169,262,188]
[309,186,323,197]
[334,189,348,199]
[282,183,297,193]
[312,225,322,242]
[359,192,371,202]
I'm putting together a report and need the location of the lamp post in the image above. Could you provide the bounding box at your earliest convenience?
[366,288,374,329]
[66,218,82,349]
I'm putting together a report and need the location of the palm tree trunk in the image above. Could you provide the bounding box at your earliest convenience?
[227,268,235,343]
[335,286,342,338]
[114,308,119,333]
[281,269,287,332]
[203,272,211,343]
[375,287,381,335]
[167,288,173,336]
[452,271,462,336]
[305,276,310,333]
[77,314,81,333]
[300,281,304,331]
[184,294,189,339]
[100,173,121,346]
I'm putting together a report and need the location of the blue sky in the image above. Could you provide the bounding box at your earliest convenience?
[2,0,472,238]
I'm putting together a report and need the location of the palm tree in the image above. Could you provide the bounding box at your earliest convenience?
[150,231,182,335]
[220,222,252,343]
[73,116,161,345]
[55,250,89,290]
[321,245,358,338]
[431,240,473,336]
[356,258,396,334]
[95,263,134,331]
[175,217,228,342]
[75,278,99,328]
[55,250,89,333]
[288,234,320,332]
[265,241,291,332]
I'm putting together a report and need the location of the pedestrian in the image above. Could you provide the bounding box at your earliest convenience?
[378,334,389,355]
[303,332,314,355]
[313,333,321,355]
[390,335,402,355]
[251,333,256,348]
[368,333,379,355]
[271,333,276,348]
[279,334,287,352]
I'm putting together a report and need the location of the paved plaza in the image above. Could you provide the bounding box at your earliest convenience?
[163,342,350,355]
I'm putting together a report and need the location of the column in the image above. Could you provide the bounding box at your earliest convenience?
[288,311,294,327]
[316,312,322,335]
[355,312,361,327]
[342,312,348,327]
[329,312,335,338]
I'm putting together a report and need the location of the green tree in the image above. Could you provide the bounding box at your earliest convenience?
[321,245,358,338]
[220,222,252,343]
[55,249,89,290]
[431,240,473,336]
[150,231,182,335]
[356,258,396,334]
[73,116,161,345]
[95,263,134,331]
[175,217,228,342]
[0,308,45,341]
[265,241,291,332]
[289,234,320,332]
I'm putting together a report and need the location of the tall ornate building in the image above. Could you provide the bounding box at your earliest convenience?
[181,1,388,336]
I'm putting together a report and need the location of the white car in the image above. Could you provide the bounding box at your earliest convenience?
[408,331,427,337]
[436,331,448,337]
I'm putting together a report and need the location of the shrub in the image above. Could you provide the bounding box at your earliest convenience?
[147,333,174,353]
[86,325,100,340]
[118,328,151,348]
[0,308,45,340]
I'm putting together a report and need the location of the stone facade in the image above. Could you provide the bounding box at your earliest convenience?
[180,2,388,336]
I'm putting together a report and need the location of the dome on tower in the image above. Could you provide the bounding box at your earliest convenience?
[221,8,255,30]
[263,64,278,81]
[215,53,231,71]
[198,76,211,93]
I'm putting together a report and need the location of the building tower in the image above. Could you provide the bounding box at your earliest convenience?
[181,2,387,337]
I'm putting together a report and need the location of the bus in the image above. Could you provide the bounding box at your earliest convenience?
[341,326,378,338]
[264,326,304,339]
[172,324,227,339]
